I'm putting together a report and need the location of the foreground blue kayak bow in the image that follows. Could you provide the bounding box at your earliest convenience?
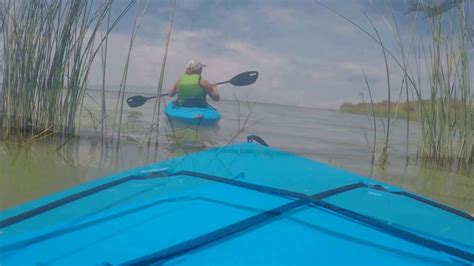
[0,136,473,265]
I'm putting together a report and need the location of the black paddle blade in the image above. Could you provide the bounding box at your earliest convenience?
[126,95,149,108]
[229,71,259,86]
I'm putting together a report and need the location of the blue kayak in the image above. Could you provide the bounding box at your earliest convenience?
[0,136,473,265]
[164,101,221,126]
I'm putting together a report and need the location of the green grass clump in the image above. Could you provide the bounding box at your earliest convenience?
[320,1,473,168]
[0,0,132,140]
[415,9,473,167]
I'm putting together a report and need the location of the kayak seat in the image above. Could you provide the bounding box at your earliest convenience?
[179,97,207,108]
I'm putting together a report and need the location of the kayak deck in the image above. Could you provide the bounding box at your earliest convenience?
[0,140,473,265]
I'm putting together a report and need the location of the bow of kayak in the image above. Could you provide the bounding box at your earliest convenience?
[0,137,472,265]
[164,101,221,126]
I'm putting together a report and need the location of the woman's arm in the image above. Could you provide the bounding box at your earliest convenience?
[200,79,220,101]
[168,80,179,97]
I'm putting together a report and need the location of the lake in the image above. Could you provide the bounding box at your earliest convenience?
[0,90,472,213]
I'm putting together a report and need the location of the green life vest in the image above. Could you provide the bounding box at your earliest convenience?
[178,74,205,106]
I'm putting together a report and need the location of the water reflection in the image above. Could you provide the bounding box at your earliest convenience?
[1,97,472,214]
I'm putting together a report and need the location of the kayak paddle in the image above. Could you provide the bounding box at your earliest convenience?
[126,71,258,108]
[126,95,165,108]
[215,71,259,86]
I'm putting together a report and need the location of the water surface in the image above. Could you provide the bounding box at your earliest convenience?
[1,90,472,213]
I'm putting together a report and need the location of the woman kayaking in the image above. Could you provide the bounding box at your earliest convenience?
[125,68,257,125]
[168,59,220,107]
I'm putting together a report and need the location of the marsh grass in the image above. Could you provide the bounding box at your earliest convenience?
[148,0,177,153]
[0,0,134,141]
[113,0,149,152]
[413,7,472,168]
[227,94,257,144]
[361,71,377,172]
[99,4,112,160]
[317,1,473,171]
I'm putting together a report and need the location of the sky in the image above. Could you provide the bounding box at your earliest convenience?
[87,0,474,109]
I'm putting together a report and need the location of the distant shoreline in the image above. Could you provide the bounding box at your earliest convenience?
[340,101,416,121]
[340,100,474,126]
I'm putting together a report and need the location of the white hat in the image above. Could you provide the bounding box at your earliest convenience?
[186,59,206,72]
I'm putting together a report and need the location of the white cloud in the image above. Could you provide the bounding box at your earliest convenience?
[333,23,359,36]
[87,27,290,104]
[256,6,301,27]
[84,0,434,108]
[309,70,336,82]
[337,62,386,77]
[223,41,284,68]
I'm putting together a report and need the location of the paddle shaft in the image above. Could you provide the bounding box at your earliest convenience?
[215,80,231,85]
[147,94,166,100]
[146,80,230,101]
[165,80,229,97]
[126,71,258,108]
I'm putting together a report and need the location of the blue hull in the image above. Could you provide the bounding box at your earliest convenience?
[164,101,221,126]
[0,141,472,265]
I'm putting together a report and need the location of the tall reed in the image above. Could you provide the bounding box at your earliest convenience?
[148,0,177,151]
[99,2,112,159]
[316,1,473,169]
[0,0,133,140]
[414,7,472,167]
[114,0,149,150]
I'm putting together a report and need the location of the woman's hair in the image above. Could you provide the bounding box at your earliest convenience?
[185,59,205,74]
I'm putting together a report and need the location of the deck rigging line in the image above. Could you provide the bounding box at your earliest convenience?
[1,171,472,262]
[121,171,474,264]
[121,183,364,265]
